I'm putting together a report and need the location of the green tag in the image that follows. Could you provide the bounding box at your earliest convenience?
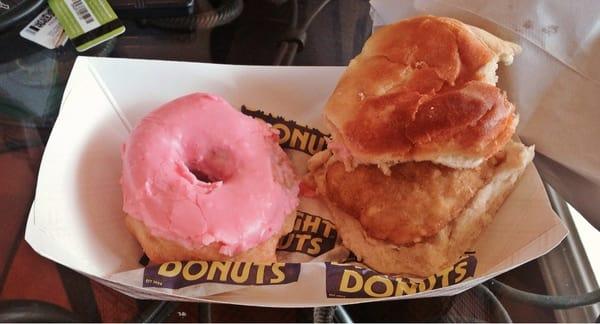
[48,0,125,52]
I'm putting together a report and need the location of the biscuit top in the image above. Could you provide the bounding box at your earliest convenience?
[324,16,521,171]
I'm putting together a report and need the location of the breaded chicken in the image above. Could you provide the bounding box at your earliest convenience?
[308,141,534,276]
[324,150,507,245]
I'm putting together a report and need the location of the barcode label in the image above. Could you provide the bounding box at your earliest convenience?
[66,0,100,32]
[26,25,40,34]
[20,7,67,49]
[72,0,93,24]
[26,10,54,34]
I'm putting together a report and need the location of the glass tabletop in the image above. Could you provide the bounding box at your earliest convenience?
[0,0,598,322]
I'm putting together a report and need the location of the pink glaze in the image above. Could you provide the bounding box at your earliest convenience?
[121,93,299,256]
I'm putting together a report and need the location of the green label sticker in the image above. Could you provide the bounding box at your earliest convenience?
[48,0,125,52]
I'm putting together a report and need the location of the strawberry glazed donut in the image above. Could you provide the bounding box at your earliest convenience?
[121,93,299,263]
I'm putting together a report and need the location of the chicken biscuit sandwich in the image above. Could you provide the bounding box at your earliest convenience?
[306,16,534,277]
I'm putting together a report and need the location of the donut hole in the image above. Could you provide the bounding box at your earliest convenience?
[187,148,235,184]
[187,162,227,184]
[189,168,217,183]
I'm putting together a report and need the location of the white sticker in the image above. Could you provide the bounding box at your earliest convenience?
[19,8,66,50]
[65,0,101,33]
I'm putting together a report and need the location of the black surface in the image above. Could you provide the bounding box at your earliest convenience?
[56,265,101,322]
[0,0,45,33]
[0,300,81,322]
[109,0,195,18]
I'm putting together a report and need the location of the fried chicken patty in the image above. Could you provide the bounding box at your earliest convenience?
[324,150,507,245]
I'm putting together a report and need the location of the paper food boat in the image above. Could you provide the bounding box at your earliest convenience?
[25,56,567,306]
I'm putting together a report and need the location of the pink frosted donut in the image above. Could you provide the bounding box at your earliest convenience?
[121,93,299,263]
